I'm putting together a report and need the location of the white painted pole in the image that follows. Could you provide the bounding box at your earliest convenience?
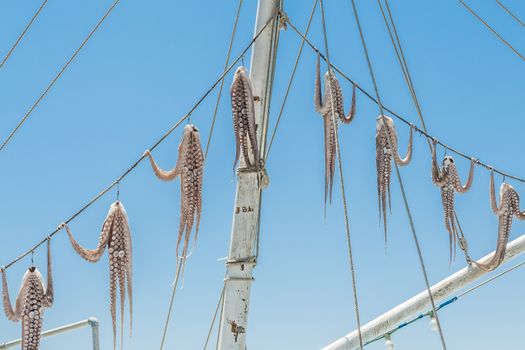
[322,232,525,350]
[217,1,281,349]
[0,317,100,350]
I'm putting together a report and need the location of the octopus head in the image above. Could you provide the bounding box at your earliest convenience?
[183,124,201,145]
[500,182,514,198]
[22,267,44,288]
[376,115,393,131]
[324,70,336,84]
[234,66,249,81]
[442,156,454,173]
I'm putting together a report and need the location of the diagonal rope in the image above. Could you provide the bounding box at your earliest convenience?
[379,0,475,265]
[458,0,525,62]
[159,260,183,350]
[347,0,448,348]
[1,17,273,272]
[318,0,364,348]
[204,0,244,159]
[265,0,318,159]
[0,0,49,70]
[285,18,525,184]
[202,283,225,350]
[0,0,122,153]
[496,0,525,29]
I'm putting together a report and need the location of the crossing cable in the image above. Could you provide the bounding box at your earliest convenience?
[0,17,273,272]
[496,0,525,29]
[202,283,225,350]
[162,2,245,348]
[204,0,244,159]
[377,0,474,264]
[285,17,525,184]
[458,0,525,62]
[265,0,318,159]
[318,0,364,348]
[0,0,49,70]
[0,0,122,153]
[347,0,448,348]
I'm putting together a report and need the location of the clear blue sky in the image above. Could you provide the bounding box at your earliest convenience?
[1,1,525,349]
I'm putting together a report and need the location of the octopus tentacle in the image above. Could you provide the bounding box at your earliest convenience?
[490,172,502,215]
[144,149,182,181]
[231,66,259,171]
[62,216,113,263]
[393,125,412,166]
[453,159,475,193]
[431,143,445,186]
[314,54,323,114]
[109,260,117,350]
[2,267,21,321]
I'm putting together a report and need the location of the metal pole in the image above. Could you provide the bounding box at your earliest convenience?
[322,232,525,350]
[0,317,100,350]
[217,0,281,349]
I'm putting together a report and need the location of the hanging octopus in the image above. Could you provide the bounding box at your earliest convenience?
[144,124,203,275]
[2,239,53,350]
[474,172,525,271]
[376,115,413,243]
[431,141,475,261]
[314,54,356,206]
[59,201,132,350]
[231,66,259,172]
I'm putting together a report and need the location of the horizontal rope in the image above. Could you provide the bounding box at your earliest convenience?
[1,18,272,271]
[285,17,525,184]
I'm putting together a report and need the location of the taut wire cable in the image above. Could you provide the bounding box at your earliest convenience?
[347,0,448,347]
[0,0,122,153]
[0,17,273,272]
[202,283,225,350]
[457,0,525,62]
[377,0,474,264]
[204,0,244,159]
[159,260,183,350]
[265,0,318,159]
[0,0,49,70]
[285,17,525,184]
[318,0,364,348]
[496,0,525,29]
[162,2,245,347]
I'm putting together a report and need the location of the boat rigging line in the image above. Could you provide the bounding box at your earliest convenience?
[457,0,525,62]
[348,0,448,347]
[496,0,525,29]
[319,0,364,348]
[0,0,49,70]
[0,0,122,153]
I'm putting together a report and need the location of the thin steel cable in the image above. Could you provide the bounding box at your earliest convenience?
[204,0,244,159]
[380,0,476,266]
[347,0,448,347]
[0,0,122,153]
[496,0,525,29]
[318,0,364,348]
[0,19,272,271]
[458,0,525,62]
[202,283,225,350]
[159,259,183,350]
[265,0,318,159]
[0,0,49,70]
[214,284,226,350]
[285,18,525,184]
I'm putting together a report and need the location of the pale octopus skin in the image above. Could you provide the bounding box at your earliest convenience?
[144,124,203,273]
[475,173,525,271]
[2,239,53,350]
[376,115,413,243]
[60,201,132,350]
[314,54,356,206]
[431,142,475,261]
[231,66,259,172]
